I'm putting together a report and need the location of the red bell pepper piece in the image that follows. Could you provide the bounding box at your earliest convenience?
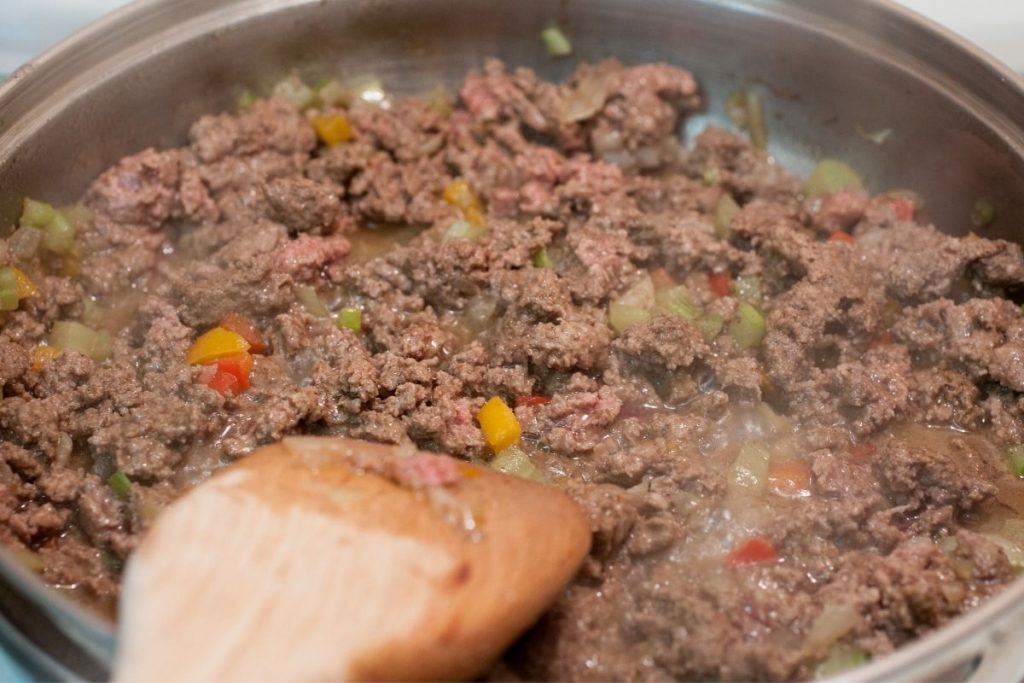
[207,370,241,395]
[204,352,254,394]
[708,271,732,298]
[829,230,856,244]
[219,314,267,354]
[726,537,778,567]
[879,195,915,221]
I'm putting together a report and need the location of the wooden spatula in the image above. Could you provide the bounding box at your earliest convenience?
[113,436,591,682]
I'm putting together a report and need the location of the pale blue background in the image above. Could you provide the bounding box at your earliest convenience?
[0,655,30,682]
[0,0,1020,679]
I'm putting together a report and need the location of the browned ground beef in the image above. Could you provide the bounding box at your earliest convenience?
[3,58,1024,681]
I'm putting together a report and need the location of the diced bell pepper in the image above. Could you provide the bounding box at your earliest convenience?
[220,314,267,354]
[186,326,251,365]
[477,396,522,452]
[311,113,353,146]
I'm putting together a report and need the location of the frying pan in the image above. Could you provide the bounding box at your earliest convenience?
[2,0,1024,680]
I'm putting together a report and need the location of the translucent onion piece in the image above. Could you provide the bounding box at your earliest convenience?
[608,274,656,333]
[805,602,860,651]
[540,25,572,57]
[803,159,864,198]
[814,644,868,680]
[655,285,701,321]
[715,193,740,239]
[271,74,316,110]
[730,301,766,349]
[729,441,771,494]
[8,226,43,261]
[443,219,486,242]
[20,198,55,228]
[43,212,76,255]
[295,285,330,318]
[49,320,101,358]
[491,446,545,482]
[560,74,608,123]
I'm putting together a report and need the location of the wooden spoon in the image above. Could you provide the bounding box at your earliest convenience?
[113,437,591,681]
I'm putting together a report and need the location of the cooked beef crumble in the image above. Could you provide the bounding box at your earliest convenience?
[2,58,1024,681]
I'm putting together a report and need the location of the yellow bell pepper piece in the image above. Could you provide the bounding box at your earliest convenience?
[31,345,63,371]
[443,179,486,227]
[311,113,353,146]
[477,396,521,453]
[185,326,251,366]
[463,205,486,228]
[443,179,477,211]
[444,180,479,211]
[13,268,37,299]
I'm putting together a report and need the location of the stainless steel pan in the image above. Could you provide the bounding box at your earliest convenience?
[2,1,1024,680]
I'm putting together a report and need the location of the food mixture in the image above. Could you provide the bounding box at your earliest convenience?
[2,57,1024,681]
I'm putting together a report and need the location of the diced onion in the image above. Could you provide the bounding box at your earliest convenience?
[726,90,767,150]
[814,644,868,679]
[984,519,1024,569]
[608,274,656,333]
[715,193,740,239]
[756,402,793,435]
[20,198,55,228]
[805,602,860,651]
[462,294,498,334]
[296,285,330,318]
[540,25,572,57]
[8,226,43,261]
[1009,444,1024,476]
[696,313,724,341]
[560,74,608,123]
[729,441,771,494]
[444,219,487,242]
[316,78,347,107]
[43,212,75,255]
[0,268,18,311]
[491,446,545,482]
[855,124,893,146]
[49,320,110,361]
[272,74,316,110]
[803,159,864,198]
[655,285,701,321]
[92,330,113,362]
[616,274,656,309]
[731,275,762,302]
[608,303,651,334]
[427,85,453,116]
[730,301,766,349]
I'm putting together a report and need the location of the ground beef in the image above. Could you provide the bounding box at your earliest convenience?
[2,58,1023,683]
